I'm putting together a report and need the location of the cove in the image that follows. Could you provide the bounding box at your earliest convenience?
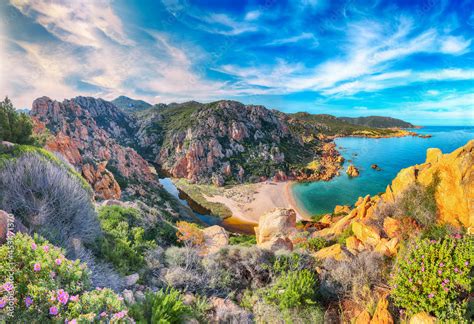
[292,126,474,218]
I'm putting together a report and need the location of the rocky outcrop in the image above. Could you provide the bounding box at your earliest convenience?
[409,312,436,324]
[346,165,360,177]
[383,140,474,229]
[82,162,121,200]
[255,208,296,251]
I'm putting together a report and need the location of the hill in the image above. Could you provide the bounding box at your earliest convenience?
[112,95,152,113]
[339,116,414,128]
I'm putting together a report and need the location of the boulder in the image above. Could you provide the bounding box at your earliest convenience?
[352,222,381,247]
[313,243,348,261]
[371,295,394,324]
[346,165,360,177]
[255,208,296,251]
[383,217,401,238]
[124,273,139,287]
[409,312,437,324]
[334,205,351,215]
[355,310,371,324]
[345,236,365,254]
[122,289,135,304]
[202,225,229,254]
[374,238,399,256]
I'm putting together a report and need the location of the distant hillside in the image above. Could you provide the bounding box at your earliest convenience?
[339,116,414,128]
[112,96,152,113]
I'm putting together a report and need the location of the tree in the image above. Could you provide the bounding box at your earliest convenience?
[0,96,33,144]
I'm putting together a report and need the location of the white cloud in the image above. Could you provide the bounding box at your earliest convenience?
[266,32,318,46]
[439,36,471,55]
[244,10,261,21]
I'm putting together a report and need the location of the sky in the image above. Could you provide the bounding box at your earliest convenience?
[0,0,473,125]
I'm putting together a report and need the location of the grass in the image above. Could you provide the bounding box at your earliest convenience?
[173,178,233,218]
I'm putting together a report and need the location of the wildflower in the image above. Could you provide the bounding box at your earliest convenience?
[70,295,79,302]
[428,293,434,298]
[49,306,58,316]
[454,267,459,273]
[31,242,37,250]
[0,299,6,309]
[25,296,33,308]
[438,270,442,275]
[3,282,13,292]
[421,266,425,272]
[113,311,126,319]
[454,233,462,239]
[57,289,69,305]
[69,320,77,324]
[439,262,444,267]
[408,278,413,282]
[34,263,41,272]
[441,282,445,287]
[100,312,107,317]
[444,279,449,283]
[43,245,49,253]
[430,239,436,243]
[421,255,425,259]
[444,287,449,292]
[465,261,469,266]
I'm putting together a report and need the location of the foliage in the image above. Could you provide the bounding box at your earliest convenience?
[0,150,99,251]
[176,221,205,247]
[128,288,192,324]
[390,234,473,321]
[0,97,33,145]
[297,237,330,252]
[95,206,156,275]
[263,269,318,310]
[270,251,315,277]
[0,233,129,322]
[337,227,354,245]
[394,181,438,228]
[229,234,256,247]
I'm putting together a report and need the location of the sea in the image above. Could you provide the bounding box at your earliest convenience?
[291,126,474,217]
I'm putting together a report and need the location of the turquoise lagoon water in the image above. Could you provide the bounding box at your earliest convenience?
[292,126,474,217]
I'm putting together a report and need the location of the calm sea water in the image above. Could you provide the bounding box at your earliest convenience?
[292,126,474,217]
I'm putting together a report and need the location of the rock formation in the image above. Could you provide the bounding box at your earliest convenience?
[202,225,229,254]
[346,165,360,177]
[255,208,296,251]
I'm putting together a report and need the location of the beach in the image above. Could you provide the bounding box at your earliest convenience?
[202,181,311,230]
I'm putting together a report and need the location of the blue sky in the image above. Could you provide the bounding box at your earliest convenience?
[1,0,473,125]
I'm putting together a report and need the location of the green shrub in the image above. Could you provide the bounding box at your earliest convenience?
[395,181,437,228]
[229,234,256,247]
[95,206,156,275]
[0,233,129,322]
[337,227,354,245]
[129,288,192,323]
[390,234,473,321]
[271,252,314,276]
[298,237,330,252]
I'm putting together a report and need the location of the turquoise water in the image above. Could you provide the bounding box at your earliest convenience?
[292,126,474,216]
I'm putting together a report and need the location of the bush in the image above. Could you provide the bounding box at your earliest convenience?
[128,288,192,323]
[390,234,473,321]
[0,152,99,252]
[264,269,318,310]
[229,234,256,247]
[0,97,33,145]
[320,251,387,308]
[297,237,330,252]
[394,182,437,228]
[0,233,129,322]
[95,206,156,275]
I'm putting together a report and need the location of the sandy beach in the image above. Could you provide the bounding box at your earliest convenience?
[203,181,311,230]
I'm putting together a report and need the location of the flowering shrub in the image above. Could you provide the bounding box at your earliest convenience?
[390,234,474,321]
[0,233,129,322]
[176,221,204,247]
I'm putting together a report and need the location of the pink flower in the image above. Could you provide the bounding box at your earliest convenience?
[0,299,6,309]
[31,242,37,250]
[408,278,413,282]
[69,320,77,324]
[441,282,445,287]
[444,287,449,292]
[57,289,69,305]
[421,266,425,272]
[438,270,442,275]
[439,262,444,267]
[33,263,41,272]
[454,233,462,239]
[454,267,459,273]
[100,312,107,317]
[55,258,62,266]
[444,279,450,283]
[421,255,425,259]
[70,295,79,302]
[430,239,436,243]
[43,245,49,253]
[465,261,469,266]
[49,306,58,316]
[25,296,33,307]
[428,293,435,298]
[3,282,13,292]
[113,311,126,319]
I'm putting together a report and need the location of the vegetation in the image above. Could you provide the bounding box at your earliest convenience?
[95,206,156,275]
[339,116,414,128]
[394,181,438,228]
[390,235,473,322]
[0,97,33,145]
[229,234,256,247]
[0,233,129,322]
[128,288,193,324]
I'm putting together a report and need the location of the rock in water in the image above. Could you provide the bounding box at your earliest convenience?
[346,165,360,177]
[371,164,381,171]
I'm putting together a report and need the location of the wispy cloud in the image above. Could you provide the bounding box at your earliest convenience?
[266,32,318,46]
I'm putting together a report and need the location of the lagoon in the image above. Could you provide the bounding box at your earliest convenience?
[292,126,474,217]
